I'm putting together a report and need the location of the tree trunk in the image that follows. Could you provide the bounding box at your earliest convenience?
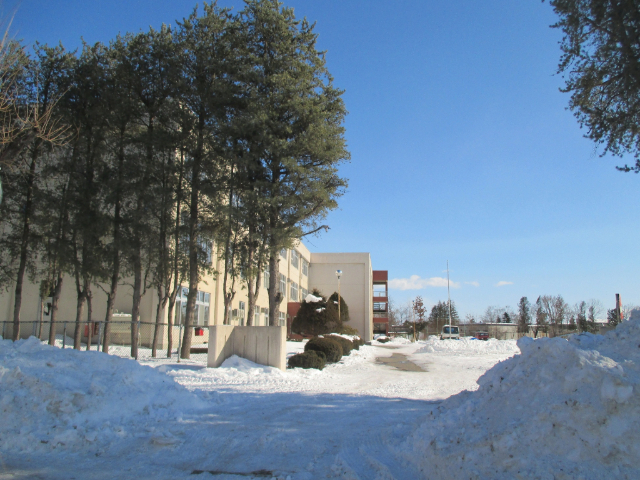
[11,154,38,341]
[86,290,93,351]
[103,126,126,353]
[268,250,282,327]
[181,120,203,360]
[73,287,87,351]
[48,274,63,345]
[167,150,184,358]
[167,295,177,358]
[152,285,166,358]
[38,295,44,339]
[131,246,142,358]
[246,239,266,327]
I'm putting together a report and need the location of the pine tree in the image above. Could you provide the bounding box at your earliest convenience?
[291,289,338,335]
[517,296,531,336]
[176,4,237,358]
[607,308,621,327]
[548,0,640,172]
[575,301,588,333]
[329,291,350,324]
[239,0,349,326]
[62,42,111,350]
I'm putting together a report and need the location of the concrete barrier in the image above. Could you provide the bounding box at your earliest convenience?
[207,326,286,370]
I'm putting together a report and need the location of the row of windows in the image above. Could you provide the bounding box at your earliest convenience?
[262,268,306,302]
[228,304,287,327]
[279,249,308,275]
[175,287,211,326]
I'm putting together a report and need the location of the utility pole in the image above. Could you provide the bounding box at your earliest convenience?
[447,260,453,338]
[335,270,342,324]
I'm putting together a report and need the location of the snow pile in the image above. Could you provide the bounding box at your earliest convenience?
[305,293,323,303]
[0,337,205,453]
[407,320,640,479]
[319,333,361,342]
[415,336,519,356]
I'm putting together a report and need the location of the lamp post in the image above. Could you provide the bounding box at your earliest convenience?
[335,270,342,323]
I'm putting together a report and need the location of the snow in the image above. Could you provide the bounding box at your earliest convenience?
[2,320,639,479]
[406,321,640,479]
[416,336,519,355]
[304,293,322,303]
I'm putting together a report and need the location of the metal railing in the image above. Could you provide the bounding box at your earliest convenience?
[0,320,211,363]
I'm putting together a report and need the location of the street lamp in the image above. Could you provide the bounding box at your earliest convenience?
[335,270,342,323]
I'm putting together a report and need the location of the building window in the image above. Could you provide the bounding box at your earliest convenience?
[279,273,286,295]
[301,287,308,300]
[279,311,286,327]
[302,259,308,276]
[175,287,210,326]
[238,301,246,326]
[254,305,260,325]
[198,239,212,265]
[280,249,287,260]
[290,281,298,302]
[291,250,299,269]
[263,270,270,290]
[261,307,269,326]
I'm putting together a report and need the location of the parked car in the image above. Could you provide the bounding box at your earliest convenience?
[475,331,489,341]
[440,325,460,340]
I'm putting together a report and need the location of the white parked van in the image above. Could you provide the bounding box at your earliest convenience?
[440,325,460,340]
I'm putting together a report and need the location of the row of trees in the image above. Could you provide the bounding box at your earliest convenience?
[389,296,460,340]
[472,295,636,337]
[389,294,636,339]
[0,1,349,358]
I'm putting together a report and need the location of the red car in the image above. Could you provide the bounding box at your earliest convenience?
[475,331,489,341]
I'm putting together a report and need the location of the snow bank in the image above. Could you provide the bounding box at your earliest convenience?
[0,337,205,453]
[406,320,640,479]
[415,336,519,356]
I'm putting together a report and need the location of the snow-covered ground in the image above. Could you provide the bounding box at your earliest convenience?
[1,322,638,479]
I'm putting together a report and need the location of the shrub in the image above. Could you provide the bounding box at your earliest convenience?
[328,292,350,323]
[326,335,354,355]
[377,336,391,344]
[351,336,365,349]
[288,350,326,370]
[305,337,343,363]
[337,324,359,336]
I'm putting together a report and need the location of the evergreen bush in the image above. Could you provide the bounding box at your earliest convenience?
[288,350,326,370]
[326,335,354,355]
[305,337,343,363]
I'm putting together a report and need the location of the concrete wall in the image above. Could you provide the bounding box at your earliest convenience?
[207,325,286,370]
[308,252,373,341]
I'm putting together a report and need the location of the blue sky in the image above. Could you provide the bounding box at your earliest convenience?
[7,0,640,318]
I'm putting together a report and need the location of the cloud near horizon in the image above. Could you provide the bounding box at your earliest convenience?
[495,281,513,287]
[389,275,461,291]
[465,281,480,287]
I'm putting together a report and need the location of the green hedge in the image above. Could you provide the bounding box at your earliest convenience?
[305,337,343,363]
[288,350,326,370]
[326,335,354,355]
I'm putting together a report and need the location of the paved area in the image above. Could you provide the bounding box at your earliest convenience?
[375,352,427,372]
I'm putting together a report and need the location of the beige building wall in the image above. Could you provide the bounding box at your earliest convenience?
[308,252,373,341]
[214,240,311,327]
[1,241,377,344]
